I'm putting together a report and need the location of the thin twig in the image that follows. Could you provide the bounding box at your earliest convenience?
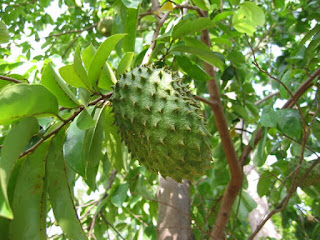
[100,213,125,240]
[35,24,96,41]
[19,92,112,158]
[255,91,280,105]
[0,75,24,84]
[142,11,170,65]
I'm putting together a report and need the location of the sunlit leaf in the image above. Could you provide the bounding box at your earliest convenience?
[104,107,124,171]
[41,63,79,108]
[47,129,87,240]
[0,84,58,125]
[0,22,10,43]
[88,34,125,90]
[10,141,50,240]
[172,45,224,70]
[0,117,39,219]
[111,183,129,207]
[117,52,134,76]
[172,17,215,39]
[83,106,105,190]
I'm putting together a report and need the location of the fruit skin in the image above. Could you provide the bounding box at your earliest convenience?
[97,17,113,36]
[111,65,212,182]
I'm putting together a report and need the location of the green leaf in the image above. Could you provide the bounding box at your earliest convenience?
[64,121,86,176]
[212,11,234,23]
[111,183,129,207]
[0,22,10,43]
[277,109,302,139]
[46,129,87,240]
[121,0,142,9]
[74,45,91,91]
[257,172,272,197]
[104,107,124,171]
[83,106,105,190]
[254,127,268,167]
[176,55,211,82]
[172,45,224,71]
[192,0,210,10]
[260,107,278,128]
[123,8,139,52]
[0,84,58,125]
[41,63,79,108]
[279,69,292,99]
[295,24,320,55]
[88,34,126,90]
[232,104,250,122]
[81,44,117,88]
[10,141,50,240]
[117,52,134,76]
[76,109,95,130]
[232,2,265,36]
[172,17,215,39]
[228,50,245,66]
[311,119,320,141]
[0,117,39,219]
[59,65,89,90]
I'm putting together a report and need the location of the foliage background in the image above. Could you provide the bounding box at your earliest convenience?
[0,0,320,239]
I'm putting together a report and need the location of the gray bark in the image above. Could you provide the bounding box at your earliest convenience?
[157,176,194,240]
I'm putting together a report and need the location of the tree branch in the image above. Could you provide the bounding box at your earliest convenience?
[19,92,112,158]
[0,75,24,84]
[142,11,170,65]
[200,21,242,240]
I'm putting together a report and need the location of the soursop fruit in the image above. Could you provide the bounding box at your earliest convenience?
[111,65,212,182]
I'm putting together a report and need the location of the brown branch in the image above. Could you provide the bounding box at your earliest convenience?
[255,91,280,105]
[194,95,218,107]
[283,68,320,109]
[142,11,170,65]
[100,213,125,240]
[35,24,97,41]
[19,92,112,158]
[88,170,118,235]
[240,62,320,166]
[200,16,242,239]
[174,4,205,17]
[0,75,24,84]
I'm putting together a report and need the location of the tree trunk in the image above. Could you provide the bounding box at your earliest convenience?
[157,176,194,240]
[244,165,282,240]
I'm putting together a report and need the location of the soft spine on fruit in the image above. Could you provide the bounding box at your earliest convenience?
[111,65,212,182]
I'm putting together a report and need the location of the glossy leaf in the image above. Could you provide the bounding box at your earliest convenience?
[172,45,224,70]
[257,172,272,197]
[212,11,234,23]
[111,183,129,207]
[123,8,139,52]
[104,107,124,171]
[176,55,211,82]
[192,0,210,10]
[88,34,125,90]
[76,108,95,130]
[74,45,90,90]
[0,22,10,43]
[0,117,39,219]
[0,84,58,125]
[10,141,50,240]
[172,17,215,39]
[64,120,86,177]
[260,107,278,128]
[277,109,302,139]
[232,2,265,36]
[59,65,89,90]
[41,63,79,108]
[47,129,87,240]
[117,52,134,76]
[83,106,105,190]
[279,69,292,99]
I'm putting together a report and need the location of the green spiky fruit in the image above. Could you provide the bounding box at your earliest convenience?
[97,17,113,36]
[111,65,212,182]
